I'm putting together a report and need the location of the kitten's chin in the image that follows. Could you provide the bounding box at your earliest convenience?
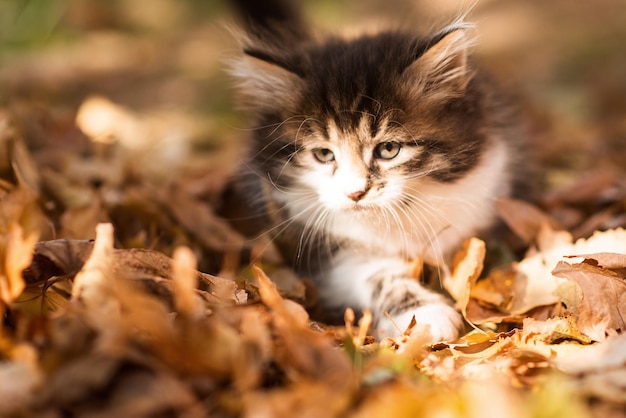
[330,201,378,214]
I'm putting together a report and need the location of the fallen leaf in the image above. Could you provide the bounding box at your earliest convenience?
[496,197,560,244]
[565,252,626,271]
[172,246,203,319]
[0,343,43,415]
[70,223,116,306]
[552,260,626,341]
[520,317,592,345]
[0,223,38,305]
[554,333,626,405]
[474,228,626,324]
[443,237,485,318]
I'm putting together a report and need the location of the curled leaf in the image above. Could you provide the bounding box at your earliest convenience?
[552,259,626,341]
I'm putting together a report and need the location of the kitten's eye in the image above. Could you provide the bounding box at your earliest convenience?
[312,148,335,163]
[374,141,401,159]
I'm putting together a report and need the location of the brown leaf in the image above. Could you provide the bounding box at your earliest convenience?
[59,196,109,240]
[496,197,560,244]
[0,112,40,195]
[253,265,353,383]
[464,266,517,324]
[243,381,353,418]
[83,368,200,418]
[112,247,239,305]
[566,252,626,272]
[38,353,123,408]
[25,239,95,284]
[543,170,619,208]
[0,343,42,415]
[162,182,247,254]
[552,260,626,341]
[23,236,240,311]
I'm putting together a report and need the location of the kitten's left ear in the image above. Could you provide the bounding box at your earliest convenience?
[404,25,475,101]
[230,50,304,111]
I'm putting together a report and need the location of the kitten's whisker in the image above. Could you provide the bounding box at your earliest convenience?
[265,115,311,137]
[400,212,446,280]
[255,132,298,163]
[250,118,306,161]
[392,194,447,269]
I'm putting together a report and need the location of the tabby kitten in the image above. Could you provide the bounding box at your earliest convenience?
[228,0,525,342]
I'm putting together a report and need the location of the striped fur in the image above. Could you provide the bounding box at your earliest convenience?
[228,0,526,341]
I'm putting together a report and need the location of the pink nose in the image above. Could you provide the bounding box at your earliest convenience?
[347,190,366,202]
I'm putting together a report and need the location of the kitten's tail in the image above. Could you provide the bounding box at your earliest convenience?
[229,0,310,47]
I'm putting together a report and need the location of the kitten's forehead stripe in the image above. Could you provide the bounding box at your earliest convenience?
[299,32,429,133]
[326,120,340,143]
[357,115,372,143]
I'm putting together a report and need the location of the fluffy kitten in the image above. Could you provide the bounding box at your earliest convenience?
[227,0,526,342]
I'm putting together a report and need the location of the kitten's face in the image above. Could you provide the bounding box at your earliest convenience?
[286,115,432,212]
[235,27,487,222]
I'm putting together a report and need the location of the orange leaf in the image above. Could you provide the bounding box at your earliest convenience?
[1,223,38,305]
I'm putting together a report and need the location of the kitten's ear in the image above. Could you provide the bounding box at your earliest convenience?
[228,0,309,109]
[230,51,303,110]
[404,25,475,101]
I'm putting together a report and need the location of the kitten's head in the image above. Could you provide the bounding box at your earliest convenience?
[231,15,488,217]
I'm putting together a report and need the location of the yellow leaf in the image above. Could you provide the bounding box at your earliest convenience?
[0,223,37,305]
[443,237,485,317]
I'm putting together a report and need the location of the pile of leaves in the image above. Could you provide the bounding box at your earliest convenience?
[0,96,625,418]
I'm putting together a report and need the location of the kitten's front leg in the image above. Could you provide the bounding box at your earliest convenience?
[317,250,463,343]
[369,273,463,343]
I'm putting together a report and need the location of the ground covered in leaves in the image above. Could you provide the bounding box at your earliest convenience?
[1,1,626,417]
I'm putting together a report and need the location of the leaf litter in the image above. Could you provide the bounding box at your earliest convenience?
[0,108,625,418]
[2,2,626,417]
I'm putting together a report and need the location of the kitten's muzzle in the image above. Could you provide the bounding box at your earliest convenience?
[347,189,368,202]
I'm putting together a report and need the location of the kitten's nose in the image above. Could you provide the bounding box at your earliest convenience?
[347,190,367,202]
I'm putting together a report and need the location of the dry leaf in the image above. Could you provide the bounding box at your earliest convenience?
[172,246,202,319]
[565,252,626,271]
[59,196,109,240]
[0,223,38,305]
[554,333,626,405]
[496,197,560,244]
[253,265,352,382]
[70,223,116,305]
[475,228,626,324]
[0,343,43,415]
[243,381,353,418]
[552,260,626,341]
[443,237,485,317]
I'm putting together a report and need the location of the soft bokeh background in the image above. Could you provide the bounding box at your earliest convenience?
[3,4,626,417]
[1,0,625,187]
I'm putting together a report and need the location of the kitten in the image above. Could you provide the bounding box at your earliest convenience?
[227,0,526,342]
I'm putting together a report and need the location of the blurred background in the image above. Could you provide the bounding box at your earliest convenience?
[2,0,625,175]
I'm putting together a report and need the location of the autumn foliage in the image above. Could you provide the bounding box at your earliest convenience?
[2,1,626,417]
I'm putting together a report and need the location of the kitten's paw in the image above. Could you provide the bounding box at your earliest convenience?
[376,303,462,344]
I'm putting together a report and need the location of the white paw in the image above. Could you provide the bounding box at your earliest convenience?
[376,303,463,344]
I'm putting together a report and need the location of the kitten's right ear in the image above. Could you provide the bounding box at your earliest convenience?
[403,23,475,102]
[230,51,304,110]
